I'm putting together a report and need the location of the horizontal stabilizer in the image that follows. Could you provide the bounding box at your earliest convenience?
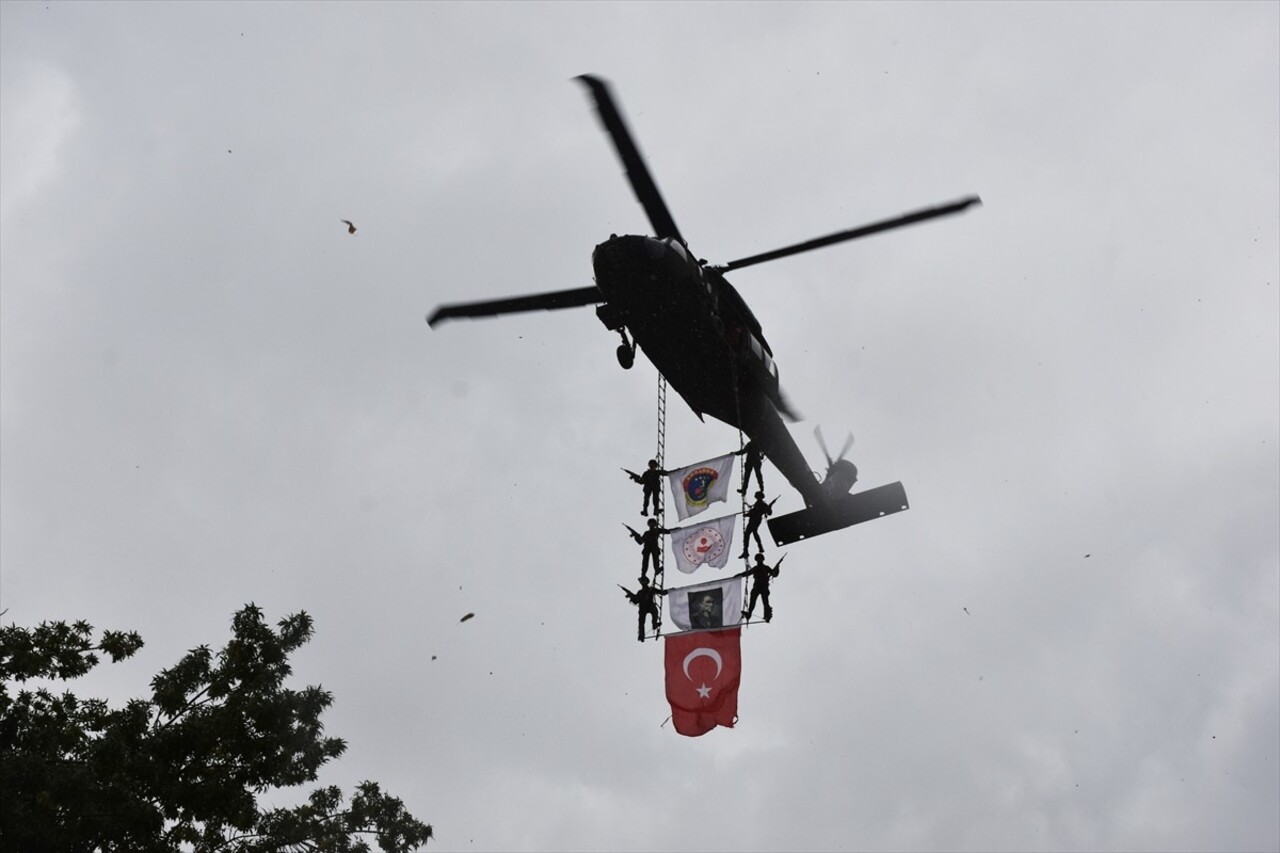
[767,481,909,546]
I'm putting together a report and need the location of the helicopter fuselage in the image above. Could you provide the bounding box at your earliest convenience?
[590,234,826,507]
[426,75,976,531]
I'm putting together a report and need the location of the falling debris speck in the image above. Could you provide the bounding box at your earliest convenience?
[460,612,475,623]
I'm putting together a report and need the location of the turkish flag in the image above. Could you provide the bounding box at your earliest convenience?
[664,628,741,737]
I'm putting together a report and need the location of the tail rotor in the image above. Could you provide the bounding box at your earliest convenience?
[814,425,858,497]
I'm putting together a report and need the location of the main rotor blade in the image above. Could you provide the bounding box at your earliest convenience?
[575,75,684,245]
[717,195,982,273]
[776,385,802,423]
[427,287,602,327]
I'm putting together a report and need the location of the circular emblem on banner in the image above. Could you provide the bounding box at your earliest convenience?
[682,526,726,565]
[682,467,718,505]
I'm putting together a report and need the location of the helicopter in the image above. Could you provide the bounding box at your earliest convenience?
[428,74,980,545]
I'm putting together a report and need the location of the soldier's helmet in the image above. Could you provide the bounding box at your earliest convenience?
[647,459,658,468]
[755,491,765,500]
[754,553,765,563]
[647,518,659,528]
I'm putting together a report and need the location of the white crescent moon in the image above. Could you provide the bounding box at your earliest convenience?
[682,648,723,681]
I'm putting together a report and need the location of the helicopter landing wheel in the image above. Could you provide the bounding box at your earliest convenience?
[615,328,636,370]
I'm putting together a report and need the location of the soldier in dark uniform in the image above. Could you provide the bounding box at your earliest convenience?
[621,575,668,641]
[623,459,669,517]
[737,553,782,623]
[735,440,764,495]
[627,517,671,579]
[739,491,775,558]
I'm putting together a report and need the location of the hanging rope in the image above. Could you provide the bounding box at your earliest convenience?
[738,428,748,552]
[656,373,667,500]
[724,344,754,627]
[728,348,750,571]
[653,373,668,635]
[656,374,668,581]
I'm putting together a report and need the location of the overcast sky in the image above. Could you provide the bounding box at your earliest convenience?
[2,2,1277,851]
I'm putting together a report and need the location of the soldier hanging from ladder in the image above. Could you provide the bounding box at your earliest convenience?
[734,439,765,496]
[740,491,777,559]
[737,552,785,623]
[625,518,672,581]
[623,459,670,517]
[620,576,668,642]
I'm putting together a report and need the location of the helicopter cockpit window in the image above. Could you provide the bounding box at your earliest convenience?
[664,239,689,263]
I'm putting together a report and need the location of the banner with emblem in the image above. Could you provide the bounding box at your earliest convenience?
[666,453,736,521]
[666,576,743,633]
[668,515,737,574]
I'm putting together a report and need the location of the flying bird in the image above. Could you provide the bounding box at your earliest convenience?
[459,612,475,623]
[340,219,357,235]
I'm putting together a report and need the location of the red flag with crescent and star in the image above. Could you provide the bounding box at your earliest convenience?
[664,627,741,736]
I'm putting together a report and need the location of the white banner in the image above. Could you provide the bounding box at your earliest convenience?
[668,515,737,574]
[666,453,736,521]
[667,576,743,632]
